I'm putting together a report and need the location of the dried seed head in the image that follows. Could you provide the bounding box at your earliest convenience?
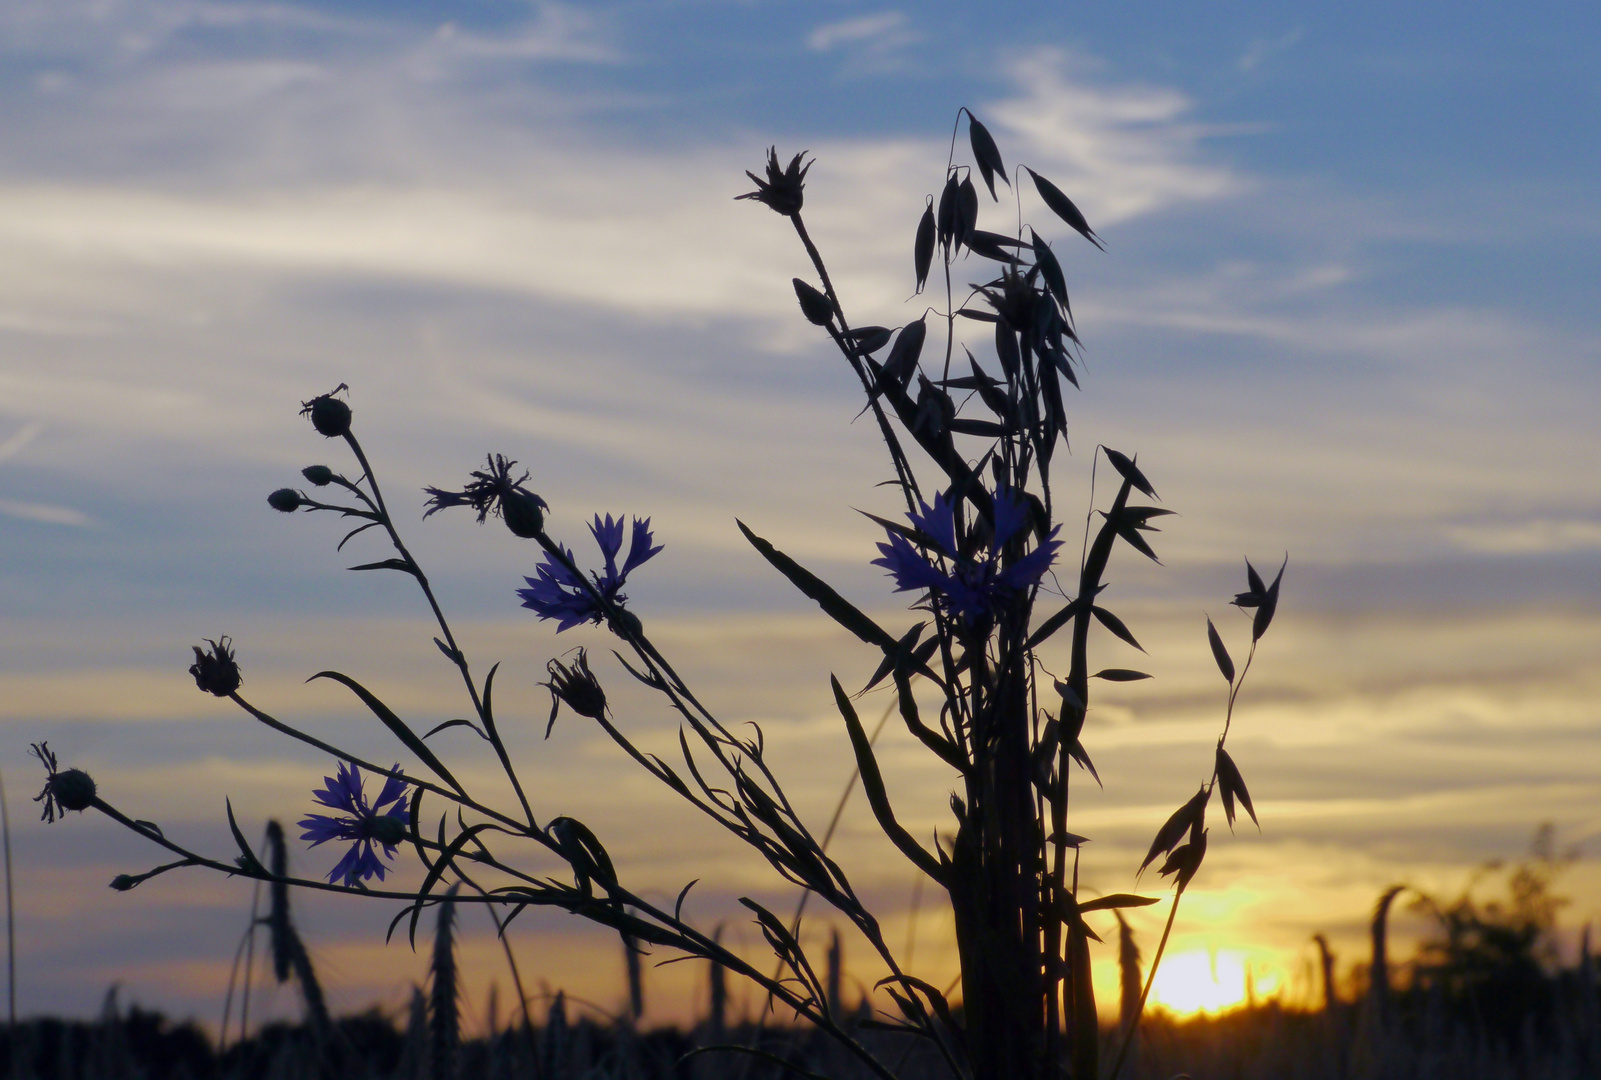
[299,384,352,438]
[301,465,335,487]
[542,650,607,736]
[190,636,242,697]
[735,147,811,217]
[268,488,304,513]
[30,743,95,823]
[424,454,547,539]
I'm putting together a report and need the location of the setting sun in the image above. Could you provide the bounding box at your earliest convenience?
[1148,949,1280,1016]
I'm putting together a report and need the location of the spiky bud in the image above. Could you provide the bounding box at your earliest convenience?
[299,385,352,438]
[301,465,335,487]
[267,488,303,513]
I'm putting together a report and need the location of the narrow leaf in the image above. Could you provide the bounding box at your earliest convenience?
[422,718,488,741]
[1030,228,1068,310]
[957,176,978,248]
[225,799,268,877]
[309,671,467,795]
[832,676,944,882]
[914,203,936,293]
[967,114,1008,199]
[1025,167,1104,250]
[348,557,418,576]
[1092,606,1145,653]
[1077,893,1161,913]
[1215,746,1258,829]
[737,522,898,652]
[1206,618,1235,683]
[1103,448,1157,498]
[1092,668,1152,682]
[937,173,960,249]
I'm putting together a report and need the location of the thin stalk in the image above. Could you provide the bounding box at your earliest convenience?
[341,432,538,830]
[238,876,262,1047]
[0,767,14,1026]
[1107,888,1185,1080]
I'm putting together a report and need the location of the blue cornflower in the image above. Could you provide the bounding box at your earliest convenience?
[517,514,663,632]
[872,488,1061,624]
[298,762,409,886]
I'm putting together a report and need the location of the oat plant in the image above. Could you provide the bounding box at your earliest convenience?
[35,111,1281,1080]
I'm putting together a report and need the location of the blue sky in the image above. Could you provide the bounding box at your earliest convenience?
[1,0,1598,1027]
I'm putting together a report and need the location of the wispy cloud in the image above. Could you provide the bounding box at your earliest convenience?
[0,498,93,527]
[807,11,913,53]
[992,48,1244,223]
[1238,27,1305,73]
[0,420,45,464]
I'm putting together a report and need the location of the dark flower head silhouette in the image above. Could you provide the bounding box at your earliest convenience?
[424,454,549,539]
[189,636,242,697]
[518,514,662,632]
[30,742,96,824]
[298,762,409,886]
[872,488,1060,624]
[735,147,811,217]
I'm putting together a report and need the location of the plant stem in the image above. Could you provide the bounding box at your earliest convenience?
[1108,887,1185,1080]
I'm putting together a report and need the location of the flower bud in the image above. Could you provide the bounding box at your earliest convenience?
[268,488,303,513]
[500,488,546,539]
[542,650,607,737]
[300,385,352,438]
[190,637,242,697]
[301,465,335,487]
[50,768,96,813]
[109,874,137,892]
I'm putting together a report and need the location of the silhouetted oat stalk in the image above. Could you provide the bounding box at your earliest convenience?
[46,111,1283,1080]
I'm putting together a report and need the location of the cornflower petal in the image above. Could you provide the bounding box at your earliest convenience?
[298,813,354,846]
[591,514,626,580]
[300,761,410,885]
[997,527,1063,590]
[872,535,952,595]
[328,843,364,886]
[620,517,664,577]
[991,487,1031,550]
[373,766,408,811]
[906,493,959,558]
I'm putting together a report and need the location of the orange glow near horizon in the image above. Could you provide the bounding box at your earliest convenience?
[1146,949,1281,1017]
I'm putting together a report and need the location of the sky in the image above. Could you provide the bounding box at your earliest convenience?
[1,0,1599,1032]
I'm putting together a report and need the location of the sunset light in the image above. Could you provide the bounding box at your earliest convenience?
[1,4,1596,1078]
[1148,949,1282,1017]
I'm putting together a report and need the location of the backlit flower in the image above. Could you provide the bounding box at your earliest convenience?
[871,488,1060,624]
[517,514,662,632]
[298,762,409,887]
